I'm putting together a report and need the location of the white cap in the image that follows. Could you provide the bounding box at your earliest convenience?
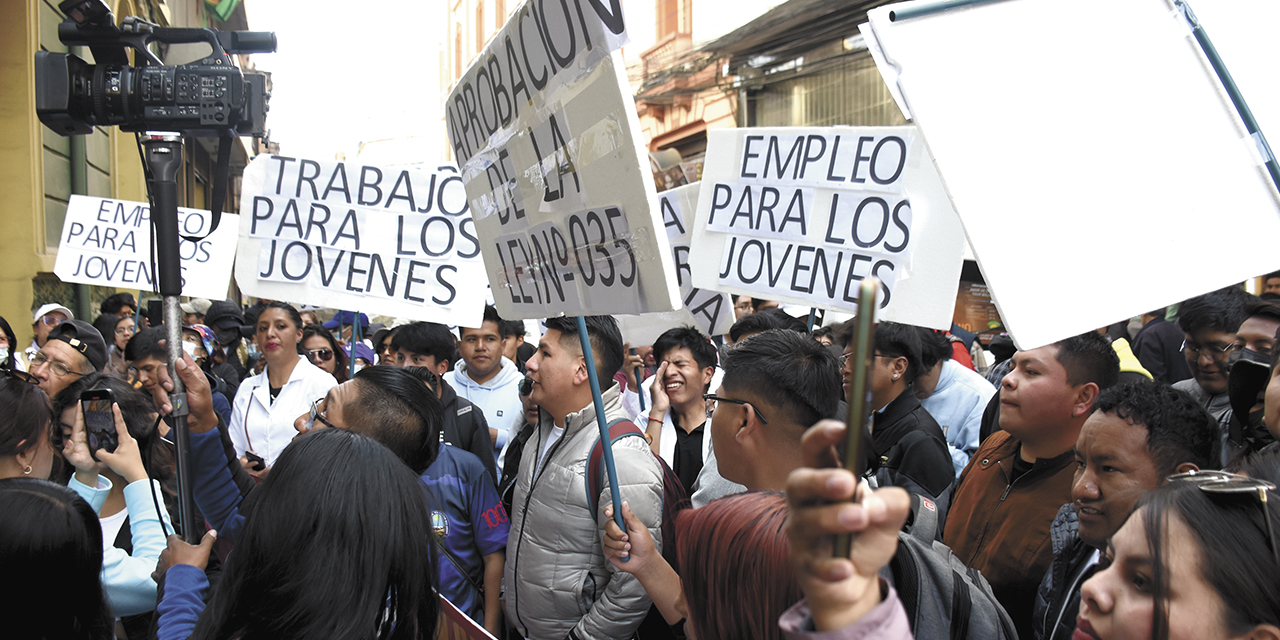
[32,303,73,323]
[180,298,213,315]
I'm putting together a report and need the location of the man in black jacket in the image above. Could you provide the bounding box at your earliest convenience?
[391,321,497,484]
[1032,381,1218,640]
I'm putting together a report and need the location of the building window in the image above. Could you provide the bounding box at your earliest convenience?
[656,0,689,40]
[476,2,485,53]
[455,27,463,78]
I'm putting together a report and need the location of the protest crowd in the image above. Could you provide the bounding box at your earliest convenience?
[5,0,1280,636]
[4,280,1280,640]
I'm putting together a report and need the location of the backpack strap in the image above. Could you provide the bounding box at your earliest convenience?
[906,493,940,544]
[586,419,645,516]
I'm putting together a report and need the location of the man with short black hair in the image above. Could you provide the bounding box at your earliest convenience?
[505,315,663,640]
[446,306,525,469]
[100,292,137,318]
[1173,287,1253,420]
[1237,299,1280,356]
[641,326,720,491]
[29,319,106,398]
[1033,381,1218,640]
[391,321,496,483]
[126,326,231,424]
[1263,270,1280,296]
[704,329,841,496]
[498,319,528,372]
[943,331,1119,640]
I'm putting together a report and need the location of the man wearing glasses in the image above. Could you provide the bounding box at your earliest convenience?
[29,319,107,398]
[1172,288,1253,422]
[19,303,73,372]
[692,329,842,507]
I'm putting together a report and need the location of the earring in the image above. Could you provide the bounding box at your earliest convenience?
[23,464,32,476]
[892,374,899,380]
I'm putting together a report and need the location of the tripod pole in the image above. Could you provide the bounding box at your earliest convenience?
[142,133,201,543]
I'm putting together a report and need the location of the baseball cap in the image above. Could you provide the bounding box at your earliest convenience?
[33,303,74,323]
[47,319,108,372]
[184,324,222,358]
[346,342,376,364]
[180,298,213,316]
[323,311,370,330]
[203,300,250,345]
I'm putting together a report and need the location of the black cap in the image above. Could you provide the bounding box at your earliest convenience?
[204,300,249,344]
[48,319,108,372]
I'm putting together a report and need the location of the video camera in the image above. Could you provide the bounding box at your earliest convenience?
[34,0,275,138]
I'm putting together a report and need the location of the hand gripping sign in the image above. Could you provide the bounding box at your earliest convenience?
[444,0,682,322]
[235,155,488,328]
[445,0,681,543]
[688,126,966,331]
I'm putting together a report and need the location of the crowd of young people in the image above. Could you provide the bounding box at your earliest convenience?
[2,280,1280,640]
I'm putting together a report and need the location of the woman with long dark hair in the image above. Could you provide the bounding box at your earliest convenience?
[0,373,56,480]
[156,428,439,640]
[229,302,336,471]
[0,478,114,639]
[1077,474,1280,640]
[302,323,349,383]
[53,373,174,618]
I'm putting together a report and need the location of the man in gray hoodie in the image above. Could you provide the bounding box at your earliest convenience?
[446,305,527,471]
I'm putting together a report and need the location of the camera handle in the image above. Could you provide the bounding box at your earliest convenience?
[141,133,201,543]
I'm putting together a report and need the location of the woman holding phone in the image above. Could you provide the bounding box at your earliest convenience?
[53,373,174,619]
[229,302,336,475]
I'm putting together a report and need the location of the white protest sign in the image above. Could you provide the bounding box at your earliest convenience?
[54,195,237,300]
[444,0,682,321]
[864,0,1280,349]
[615,183,735,344]
[688,126,965,330]
[235,155,487,328]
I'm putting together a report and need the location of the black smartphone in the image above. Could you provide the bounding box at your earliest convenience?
[80,388,118,456]
[147,299,163,327]
[245,451,266,471]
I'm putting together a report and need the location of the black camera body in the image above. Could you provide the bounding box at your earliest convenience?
[35,0,274,138]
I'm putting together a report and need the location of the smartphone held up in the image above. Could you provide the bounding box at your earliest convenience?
[80,388,117,457]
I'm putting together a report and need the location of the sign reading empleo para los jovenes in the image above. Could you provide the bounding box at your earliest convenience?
[54,195,238,300]
[235,155,488,328]
[445,0,682,321]
[688,126,965,330]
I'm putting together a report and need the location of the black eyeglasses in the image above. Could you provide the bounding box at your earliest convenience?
[703,393,768,424]
[1168,470,1277,563]
[307,348,334,363]
[306,397,336,431]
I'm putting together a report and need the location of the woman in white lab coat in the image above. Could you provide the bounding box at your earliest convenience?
[228,302,336,474]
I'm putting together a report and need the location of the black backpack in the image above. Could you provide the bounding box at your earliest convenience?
[883,495,1018,640]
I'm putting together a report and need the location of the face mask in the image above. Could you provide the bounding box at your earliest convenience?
[182,341,199,359]
[352,363,366,374]
[246,343,260,359]
[0,346,9,361]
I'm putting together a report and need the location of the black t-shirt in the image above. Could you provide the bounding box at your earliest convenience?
[1008,452,1035,483]
[671,417,705,493]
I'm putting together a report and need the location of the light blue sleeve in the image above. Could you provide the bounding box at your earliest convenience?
[68,474,112,513]
[100,479,175,617]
